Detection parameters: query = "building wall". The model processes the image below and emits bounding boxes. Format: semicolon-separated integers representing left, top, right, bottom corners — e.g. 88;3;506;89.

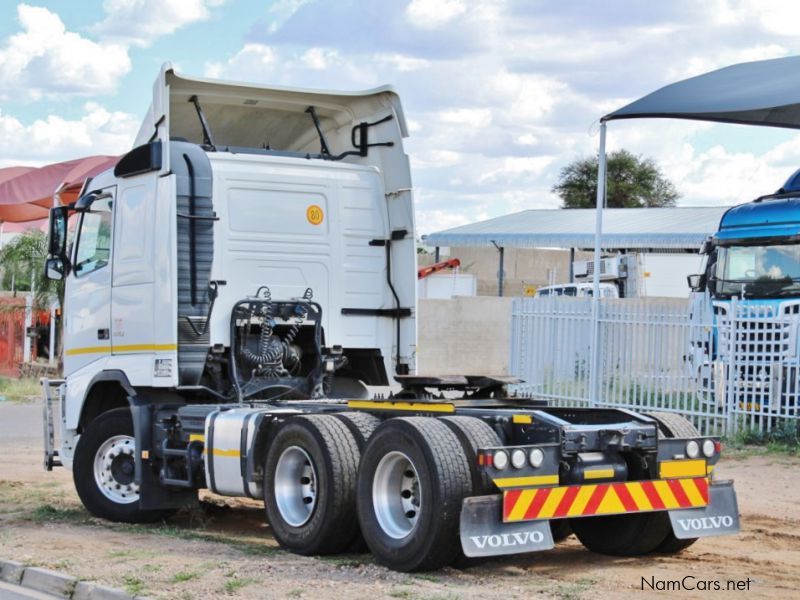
417;296;513;375
420;247;593;297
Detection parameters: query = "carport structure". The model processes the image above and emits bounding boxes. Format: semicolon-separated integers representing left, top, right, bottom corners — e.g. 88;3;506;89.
423;206;726;296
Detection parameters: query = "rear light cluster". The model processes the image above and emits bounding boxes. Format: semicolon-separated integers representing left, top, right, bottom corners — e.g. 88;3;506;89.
686;439;719;459
484;448;545;471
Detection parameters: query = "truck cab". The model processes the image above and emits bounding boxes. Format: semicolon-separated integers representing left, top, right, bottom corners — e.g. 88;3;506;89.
44;64;417;467
689;170;800;410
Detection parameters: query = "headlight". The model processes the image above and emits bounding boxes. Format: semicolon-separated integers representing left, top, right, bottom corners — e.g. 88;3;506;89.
702;439;715;458
686;440;700;459
493;450;509;470
511;449;526;469
529;448;545;468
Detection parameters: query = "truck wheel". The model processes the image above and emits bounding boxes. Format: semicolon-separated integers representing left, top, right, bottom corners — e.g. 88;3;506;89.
263;415;360;556
73;408;169;523
357;417;471;571
570;511;671;556
440;416;502;495
333;412;381;449
645;411;701;554
550;520;572;542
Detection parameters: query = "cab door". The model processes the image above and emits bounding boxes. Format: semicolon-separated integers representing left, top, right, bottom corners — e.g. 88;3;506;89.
63;189;114;376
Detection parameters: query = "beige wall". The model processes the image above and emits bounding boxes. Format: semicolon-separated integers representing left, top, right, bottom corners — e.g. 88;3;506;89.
417;296;512;375
420;247;593;297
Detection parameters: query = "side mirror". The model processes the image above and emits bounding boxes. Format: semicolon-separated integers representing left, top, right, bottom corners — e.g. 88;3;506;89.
699;238;713;255
44;257;66;281
687;273;706;291
47;206;69;257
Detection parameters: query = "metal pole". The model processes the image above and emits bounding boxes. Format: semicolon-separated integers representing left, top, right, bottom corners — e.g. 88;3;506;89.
434;246;440;262
499;247;505;297
23;284;32;363
491;241;505;297
589;122;607;405
569;248;575;283
48;301;57;366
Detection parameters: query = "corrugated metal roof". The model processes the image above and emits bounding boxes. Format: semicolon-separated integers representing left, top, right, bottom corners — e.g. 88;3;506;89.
423;207;729;250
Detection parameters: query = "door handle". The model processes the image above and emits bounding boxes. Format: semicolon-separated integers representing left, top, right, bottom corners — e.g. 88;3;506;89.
97;328;110;340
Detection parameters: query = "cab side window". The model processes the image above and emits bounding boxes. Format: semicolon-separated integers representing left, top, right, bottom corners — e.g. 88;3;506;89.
74;197;112;277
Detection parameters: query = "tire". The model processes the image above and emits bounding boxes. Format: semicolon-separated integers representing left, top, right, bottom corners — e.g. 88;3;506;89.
357;417;471;571
440;416;503;495
331;411;382;552
263;415;360;556
570;511;672;556
646;411;700;439
550;519;572;542
73;408;170;523
645;411;701;554
333;412;381;450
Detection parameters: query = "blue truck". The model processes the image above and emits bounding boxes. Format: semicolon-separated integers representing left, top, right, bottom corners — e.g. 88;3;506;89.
688;170;800;412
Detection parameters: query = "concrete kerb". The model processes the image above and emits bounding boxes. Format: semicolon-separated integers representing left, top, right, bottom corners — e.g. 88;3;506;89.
0;559;148;600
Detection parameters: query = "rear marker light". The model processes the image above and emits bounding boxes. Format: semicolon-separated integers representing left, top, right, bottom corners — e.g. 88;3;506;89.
511;449;526;469
686;440;700;459
702;439;715;458
493;450;509;470
529;448;544;468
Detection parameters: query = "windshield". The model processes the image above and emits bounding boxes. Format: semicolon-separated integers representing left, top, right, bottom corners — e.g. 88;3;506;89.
714;243;800;298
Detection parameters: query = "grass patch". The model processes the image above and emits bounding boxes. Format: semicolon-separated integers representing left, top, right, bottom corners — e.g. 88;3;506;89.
286;590;303;598
223;576;257;594
122;575;145;596
412;573;441;583
317;554;370;568
724;421;799;456
30;504;89;524
172;571;200;583
0;377;41;402
388;589;413;599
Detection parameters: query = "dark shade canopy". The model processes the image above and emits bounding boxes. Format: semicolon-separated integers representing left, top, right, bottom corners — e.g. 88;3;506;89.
604;55;800;129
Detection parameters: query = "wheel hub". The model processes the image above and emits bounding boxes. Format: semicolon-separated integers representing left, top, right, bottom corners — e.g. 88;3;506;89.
274;446;318;527
93;434;139;505
373;451;421;539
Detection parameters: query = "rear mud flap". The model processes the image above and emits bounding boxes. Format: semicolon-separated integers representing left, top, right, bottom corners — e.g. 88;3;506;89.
668;481;740;539
460;495;554;558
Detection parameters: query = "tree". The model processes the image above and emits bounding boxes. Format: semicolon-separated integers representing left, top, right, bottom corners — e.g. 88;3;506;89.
0;229;60;309
552;149;679;208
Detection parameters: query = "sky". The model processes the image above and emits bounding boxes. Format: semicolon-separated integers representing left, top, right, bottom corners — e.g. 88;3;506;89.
3;0;800;235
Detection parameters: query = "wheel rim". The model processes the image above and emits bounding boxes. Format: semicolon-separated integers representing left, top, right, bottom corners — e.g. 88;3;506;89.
274;446;318;527
372;451;421;540
93;434;139;505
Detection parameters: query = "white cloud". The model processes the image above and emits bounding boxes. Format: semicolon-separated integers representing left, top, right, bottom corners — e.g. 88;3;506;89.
94;0;227;47
0;5;130;99
405;0;468;29
300;47;339;70
374;53;430;72
0;103;139;163
205;44;276;79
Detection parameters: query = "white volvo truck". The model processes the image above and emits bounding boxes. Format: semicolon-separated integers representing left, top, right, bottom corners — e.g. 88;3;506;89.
42;65;739;571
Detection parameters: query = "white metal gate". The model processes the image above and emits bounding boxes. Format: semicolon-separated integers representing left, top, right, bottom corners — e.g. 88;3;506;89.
510;296;800;436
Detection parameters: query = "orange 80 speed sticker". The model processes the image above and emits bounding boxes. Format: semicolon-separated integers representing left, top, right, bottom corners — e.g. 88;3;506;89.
306;204;324;225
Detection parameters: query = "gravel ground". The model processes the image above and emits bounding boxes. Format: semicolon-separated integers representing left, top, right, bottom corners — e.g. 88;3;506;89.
1;400;798;599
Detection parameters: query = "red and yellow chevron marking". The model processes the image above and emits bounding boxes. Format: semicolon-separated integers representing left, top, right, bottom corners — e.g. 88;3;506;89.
502;477;709;522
